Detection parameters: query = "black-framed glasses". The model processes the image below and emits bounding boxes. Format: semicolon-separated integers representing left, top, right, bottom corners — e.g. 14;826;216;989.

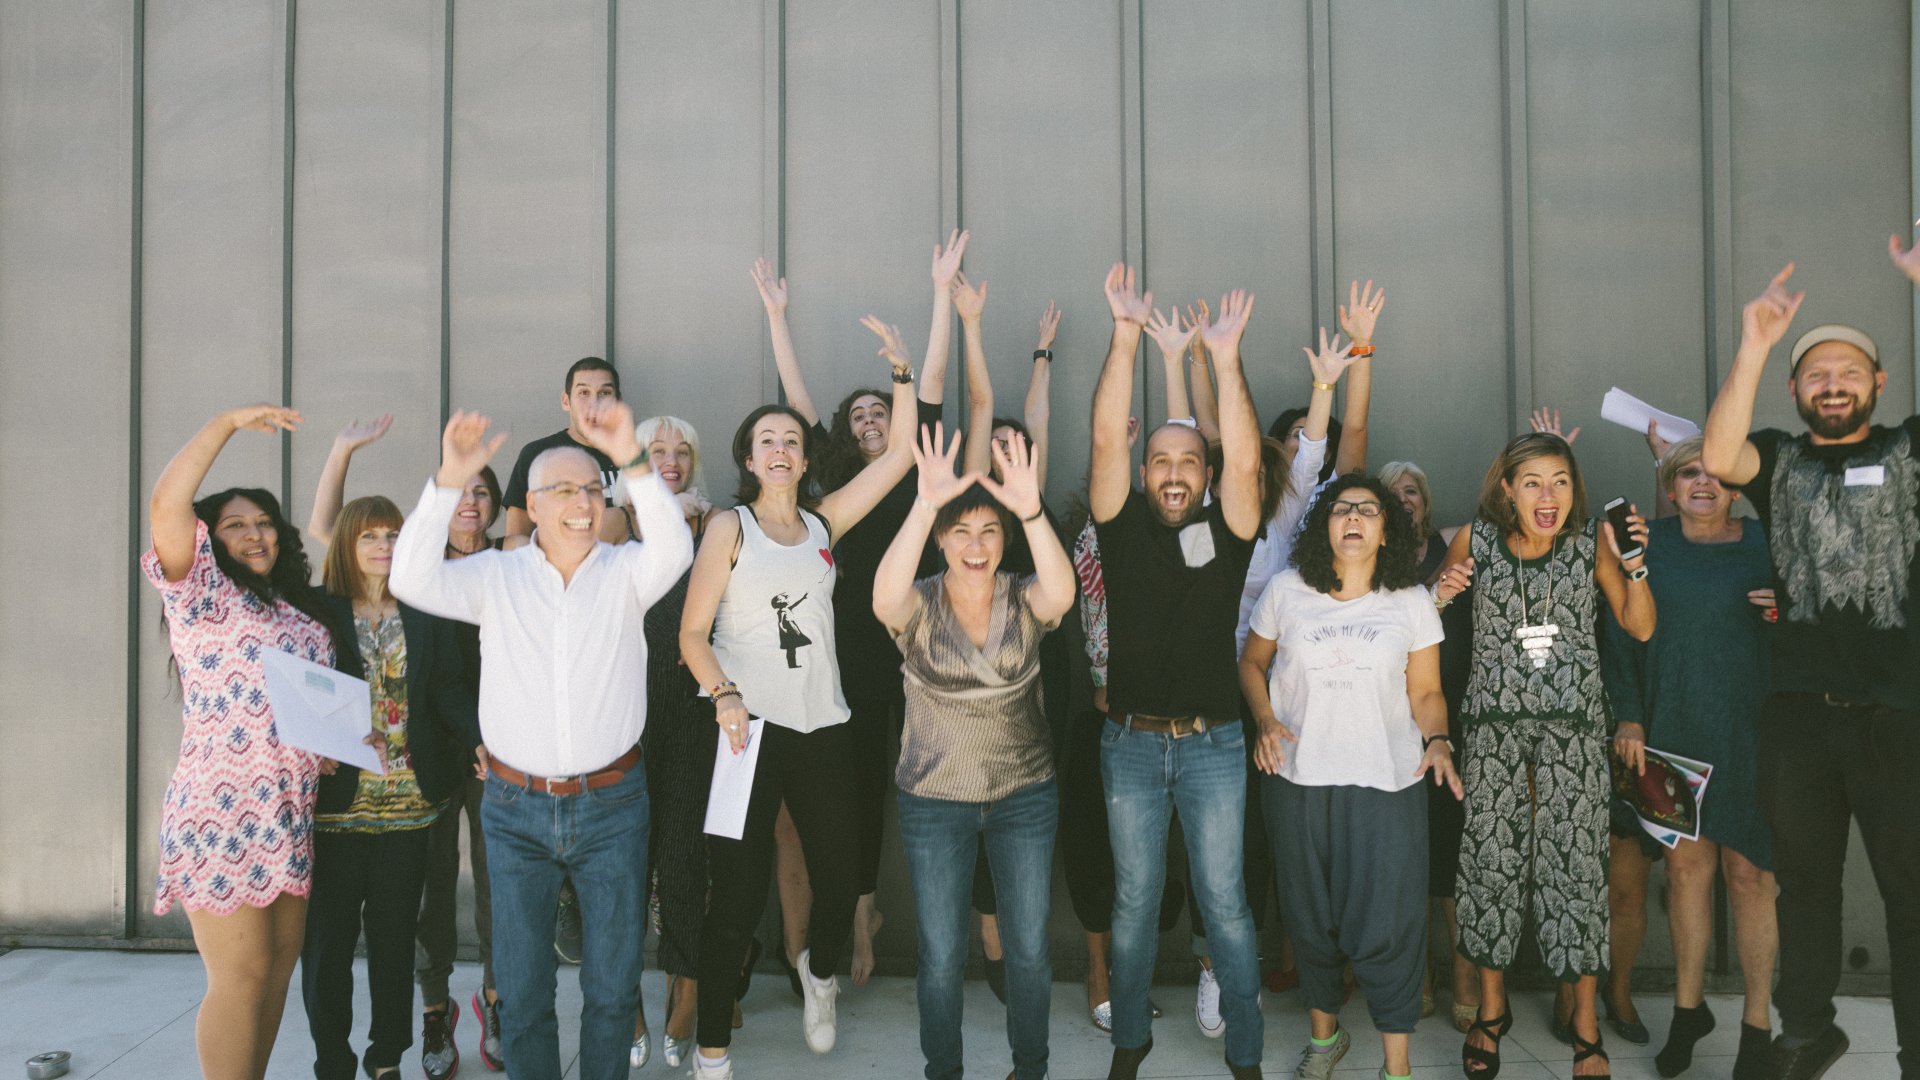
1329;500;1384;518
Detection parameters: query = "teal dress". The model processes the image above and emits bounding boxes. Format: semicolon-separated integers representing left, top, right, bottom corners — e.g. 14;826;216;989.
1603;515;1773;870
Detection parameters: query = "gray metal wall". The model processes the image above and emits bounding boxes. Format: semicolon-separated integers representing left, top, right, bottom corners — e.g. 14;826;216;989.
1;1;1910;988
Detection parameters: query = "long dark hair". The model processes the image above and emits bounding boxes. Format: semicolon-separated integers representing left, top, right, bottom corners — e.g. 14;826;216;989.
731;404;820;507
191;488;331;622
816;387;890;493
1269;408;1343;483
1290;472;1420;594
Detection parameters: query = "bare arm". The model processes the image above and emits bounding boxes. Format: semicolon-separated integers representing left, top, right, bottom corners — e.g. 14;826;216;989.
1704;264;1802;485
307;415;393;545
875;424;977;632
1025;302;1058;489
979;431;1074;623
150;404;302;582
1187;302;1220;442
1596;507;1656;641
919;229;968;408
1090;264;1152;524
1145;307;1195;425
1238;631;1295;776
1407;644;1462;797
1201;290;1262;540
752;257;818;426
1332;280;1383;475
952;270;994;476
817;317;920;544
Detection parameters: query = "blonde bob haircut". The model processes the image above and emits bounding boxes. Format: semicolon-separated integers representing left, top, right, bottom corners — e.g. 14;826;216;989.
634;414;702;490
1377;460;1436;538
323;495;405;603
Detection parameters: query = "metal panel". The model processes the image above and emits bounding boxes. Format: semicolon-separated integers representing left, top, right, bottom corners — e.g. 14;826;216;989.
447;0;608;460
781;0;944;432
290;1;446;527
1328;0;1508;527
135;0;289;937
1525;1;1708;515
612;0;771;479
0;0;135;934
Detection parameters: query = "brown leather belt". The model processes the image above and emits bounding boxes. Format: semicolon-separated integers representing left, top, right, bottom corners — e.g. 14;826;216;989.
489;745;642;796
1121;713;1220;738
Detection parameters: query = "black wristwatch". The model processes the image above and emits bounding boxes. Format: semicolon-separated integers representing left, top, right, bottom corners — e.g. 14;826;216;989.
1423;733;1454;751
1033;349;1053;362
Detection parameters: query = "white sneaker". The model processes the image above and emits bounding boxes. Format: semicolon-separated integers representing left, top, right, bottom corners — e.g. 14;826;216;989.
1196;966;1225;1038
796;948;840;1054
692;1052;734;1079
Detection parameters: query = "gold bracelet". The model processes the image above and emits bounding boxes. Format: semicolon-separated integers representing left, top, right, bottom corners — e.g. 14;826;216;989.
1312;380;1336;392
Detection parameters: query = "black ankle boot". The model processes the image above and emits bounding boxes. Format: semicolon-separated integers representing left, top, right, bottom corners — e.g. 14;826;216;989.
1656;1003;1718;1077
1732;1023;1771;1080
1107;1038;1153;1080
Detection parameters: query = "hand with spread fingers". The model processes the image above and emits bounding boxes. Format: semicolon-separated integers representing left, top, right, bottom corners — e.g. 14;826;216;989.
979;430;1042;524
951;271;988;324
1199;288;1255;357
861;315;914;377
912;421;980;510
1036;300;1061;352
932;227;969;289
1530;406;1582;447
1303;326;1358;387
436;411;509;490
750;256;788;317
1102;263;1152;328
1337;278;1385;348
1143;306;1198;361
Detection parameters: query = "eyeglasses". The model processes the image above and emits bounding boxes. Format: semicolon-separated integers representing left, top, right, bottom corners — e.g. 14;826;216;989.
529;482;607;501
1329;500;1384;518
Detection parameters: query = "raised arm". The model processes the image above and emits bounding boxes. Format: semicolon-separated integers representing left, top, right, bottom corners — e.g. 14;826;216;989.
981;430;1074;622
817;317;920;543
1332;279;1383;474
1200;289;1261;540
307;414;393;545
753;257;818;426
919;229;968;407
1186;300;1220;443
873;424;975;632
952;271;995;476
1704;264;1803;485
1596;503;1656;641
1024;301;1059;489
1090;264;1152;523
150;404;302;582
390;411;509;623
1144;305;1198;426
574;401;695;604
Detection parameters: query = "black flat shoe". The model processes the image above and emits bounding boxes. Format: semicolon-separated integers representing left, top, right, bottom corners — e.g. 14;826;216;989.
1606;996;1651;1045
1461;1008;1514;1079
1573;1030;1612;1080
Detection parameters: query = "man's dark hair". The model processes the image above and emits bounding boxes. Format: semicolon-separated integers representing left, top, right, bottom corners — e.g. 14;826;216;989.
1290;472;1421;594
564;356;621;398
731;404;819;506
1268;407;1342;483
933;481;1013;537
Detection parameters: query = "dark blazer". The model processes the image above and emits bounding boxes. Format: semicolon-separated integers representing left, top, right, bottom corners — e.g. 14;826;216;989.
315;596;480;815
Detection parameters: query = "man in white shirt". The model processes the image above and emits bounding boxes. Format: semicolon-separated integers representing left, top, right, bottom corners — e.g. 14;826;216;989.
391;403;693;1080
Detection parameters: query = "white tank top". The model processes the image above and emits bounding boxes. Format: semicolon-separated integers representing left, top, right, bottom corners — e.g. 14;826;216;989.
710;505;850;733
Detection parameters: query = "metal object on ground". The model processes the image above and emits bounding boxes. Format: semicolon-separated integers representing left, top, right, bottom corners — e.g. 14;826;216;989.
25;1051;71;1080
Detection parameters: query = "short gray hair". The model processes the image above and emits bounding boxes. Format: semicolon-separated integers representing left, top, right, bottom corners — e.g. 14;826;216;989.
1656;436;1707;494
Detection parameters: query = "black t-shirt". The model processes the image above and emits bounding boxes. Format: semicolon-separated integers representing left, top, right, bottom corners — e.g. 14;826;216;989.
820;399;944;705
1095;488;1257;719
1747;416;1920;709
502;429;621;511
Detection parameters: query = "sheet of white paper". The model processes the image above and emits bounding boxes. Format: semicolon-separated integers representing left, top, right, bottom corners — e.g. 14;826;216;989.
260;648;383;775
704;717;765;840
1601;387;1701;444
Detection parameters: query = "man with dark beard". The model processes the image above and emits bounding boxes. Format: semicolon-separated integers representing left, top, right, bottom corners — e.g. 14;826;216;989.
1087;264;1265;1080
1703;244;1920;1080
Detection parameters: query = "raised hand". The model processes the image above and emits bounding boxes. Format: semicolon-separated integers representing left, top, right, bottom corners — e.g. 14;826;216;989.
437;410;508;488
859;315;913;375
951;271;988;323
1892;228;1920;285
1186;299;1211;363
979;429;1042;522
333;414;392;453
576;399;641;467
1644;418;1671;461
1103;263;1152;327
1302;326;1357;386
225;403;303;435
1337;279;1385;346
750;257;788;316
912;421;979;508
931;228;969;288
1530;406;1582;446
1037;300;1061;351
1143;306;1197;359
1200;289;1255;355
1739;264;1805;354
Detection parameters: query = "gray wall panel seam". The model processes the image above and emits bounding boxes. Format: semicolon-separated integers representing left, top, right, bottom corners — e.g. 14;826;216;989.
606;0;616;366
125;0;147;940
1306;0;1334;337
1498;0;1533;433
441;0;454;425
282;0;297;507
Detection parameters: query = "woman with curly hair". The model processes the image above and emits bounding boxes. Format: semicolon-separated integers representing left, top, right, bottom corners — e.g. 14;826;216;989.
1239;473;1462;1080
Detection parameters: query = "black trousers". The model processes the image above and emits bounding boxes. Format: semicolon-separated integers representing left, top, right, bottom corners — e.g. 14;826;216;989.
1758;693;1920;1075
415;776;492;1004
645;695;720;978
696;720;859;1048
303;826;432;1080
846;693;905;897
1057;707;1118;933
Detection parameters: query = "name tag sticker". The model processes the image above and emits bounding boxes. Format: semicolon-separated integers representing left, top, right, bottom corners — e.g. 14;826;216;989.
1844;465;1886;487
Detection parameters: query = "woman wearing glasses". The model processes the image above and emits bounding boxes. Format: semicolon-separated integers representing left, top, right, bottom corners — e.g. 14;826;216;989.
1239;473;1462;1080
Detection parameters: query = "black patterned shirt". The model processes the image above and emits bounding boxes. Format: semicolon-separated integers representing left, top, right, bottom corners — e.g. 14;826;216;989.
1460;518;1609;733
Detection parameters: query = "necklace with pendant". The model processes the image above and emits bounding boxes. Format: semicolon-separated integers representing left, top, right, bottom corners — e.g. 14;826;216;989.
1512;538;1559;669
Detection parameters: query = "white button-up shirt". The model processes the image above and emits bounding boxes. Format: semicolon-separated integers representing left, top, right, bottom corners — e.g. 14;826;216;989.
390;471;694;777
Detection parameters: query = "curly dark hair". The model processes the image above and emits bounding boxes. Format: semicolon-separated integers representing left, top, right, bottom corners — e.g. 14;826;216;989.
815;387;892;493
730;404;821;507
1290;472;1421;594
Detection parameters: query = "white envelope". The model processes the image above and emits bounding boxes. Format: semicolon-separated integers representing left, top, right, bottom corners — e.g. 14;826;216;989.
703;718;764;840
260;648;383;775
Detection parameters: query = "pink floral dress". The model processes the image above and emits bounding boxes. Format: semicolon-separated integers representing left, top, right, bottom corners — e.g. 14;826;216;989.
142;520;334;915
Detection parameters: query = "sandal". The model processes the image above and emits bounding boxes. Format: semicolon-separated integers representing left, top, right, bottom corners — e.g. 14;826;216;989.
1461;1008;1513;1079
1573;1029;1611;1080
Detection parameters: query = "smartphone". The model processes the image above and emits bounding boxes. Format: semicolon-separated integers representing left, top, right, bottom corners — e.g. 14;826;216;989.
1604;497;1644;562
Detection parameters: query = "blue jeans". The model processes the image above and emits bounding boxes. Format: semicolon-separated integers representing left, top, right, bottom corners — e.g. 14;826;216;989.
481;761;648;1080
899;778;1059;1080
1102;718;1263;1068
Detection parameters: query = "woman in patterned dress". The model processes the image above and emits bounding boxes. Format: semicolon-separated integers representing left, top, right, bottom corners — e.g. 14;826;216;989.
1436;432;1653;1080
144;403;345;1079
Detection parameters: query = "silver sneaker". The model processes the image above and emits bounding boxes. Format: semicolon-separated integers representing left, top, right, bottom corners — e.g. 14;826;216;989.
796;948;840;1054
1295;1027;1351;1080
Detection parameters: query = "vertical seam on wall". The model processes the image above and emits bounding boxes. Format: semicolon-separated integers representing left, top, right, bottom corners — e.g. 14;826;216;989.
124;0;147;940
1306;0;1334;335
953;0;963;229
1498;0;1534;431
1134;0;1146;285
1701;0;1735;417
440;0;454;425
604;0;616;365
281;0;297;505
